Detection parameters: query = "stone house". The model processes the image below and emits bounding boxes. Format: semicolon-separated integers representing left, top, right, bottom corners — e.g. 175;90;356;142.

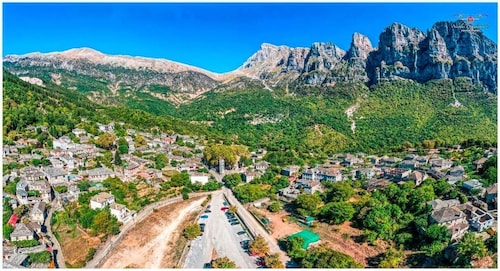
90;192;115;210
10;223;35;242
29;202;46;225
430;206;469;241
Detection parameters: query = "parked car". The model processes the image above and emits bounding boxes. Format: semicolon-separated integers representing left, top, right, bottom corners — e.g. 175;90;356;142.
240;240;250;249
204;209;212;213
237;231;246;235
200;223;206;232
201;215;209;219
223;201;229;206
231;221;240;225
221;207;229;211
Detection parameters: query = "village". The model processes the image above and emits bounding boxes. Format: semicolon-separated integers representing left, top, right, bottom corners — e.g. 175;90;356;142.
2;121;498;268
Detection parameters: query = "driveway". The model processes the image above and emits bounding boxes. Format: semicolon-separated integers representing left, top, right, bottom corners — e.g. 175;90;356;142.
183;192;257;268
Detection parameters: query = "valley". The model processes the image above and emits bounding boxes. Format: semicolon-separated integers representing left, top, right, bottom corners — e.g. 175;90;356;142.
2;13;498;269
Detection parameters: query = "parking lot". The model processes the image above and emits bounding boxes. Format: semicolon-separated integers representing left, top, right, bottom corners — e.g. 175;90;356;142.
183;192;258;268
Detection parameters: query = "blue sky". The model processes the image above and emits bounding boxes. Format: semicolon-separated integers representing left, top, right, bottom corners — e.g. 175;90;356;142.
3;2;498;73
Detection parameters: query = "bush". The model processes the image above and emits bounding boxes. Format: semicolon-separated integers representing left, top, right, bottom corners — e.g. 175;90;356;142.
268;201;281;213
13;239;40;248
183;224;201;240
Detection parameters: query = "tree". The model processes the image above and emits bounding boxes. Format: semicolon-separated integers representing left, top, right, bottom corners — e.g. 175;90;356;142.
114;151;122;166
96;132;116;150
134;134;147;148
422;240;446;257
264;253;284;268
3;224;14;240
283;237;305;259
249;235;270;256
183;223;201;240
378;246;404;268
325;181;354;202
228;205;238;215
14;205;29;216
424;224;451;243
28;251;51;263
202;181;222;191
268;201;281;213
170;172;190;187
211;257;237;268
155;153;169;170
457;232;487;265
117;144;129;155
432;179;452;197
301;244;362;268
319;202;355;225
485;233;497;253
295;193;322;217
222;173;242;188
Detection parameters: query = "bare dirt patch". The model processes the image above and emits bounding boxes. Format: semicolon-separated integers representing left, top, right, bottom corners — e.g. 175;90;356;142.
56;224;101;267
100;197;205;268
250;207;388;267
250;207;302;239
313;221;389;267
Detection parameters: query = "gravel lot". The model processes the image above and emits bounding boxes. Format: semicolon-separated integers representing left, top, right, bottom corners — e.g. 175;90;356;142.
183;192;257;268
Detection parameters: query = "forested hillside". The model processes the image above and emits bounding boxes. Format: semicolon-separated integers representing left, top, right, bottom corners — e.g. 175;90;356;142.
3;71;496;166
2;71;209;144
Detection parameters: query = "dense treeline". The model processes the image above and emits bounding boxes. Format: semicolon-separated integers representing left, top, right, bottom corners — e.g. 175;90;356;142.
3;71;496;162
2;71;209;145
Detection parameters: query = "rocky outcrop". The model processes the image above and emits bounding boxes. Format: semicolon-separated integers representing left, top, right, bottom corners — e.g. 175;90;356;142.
367;20;497;92
3;20;497;96
239;21;496;92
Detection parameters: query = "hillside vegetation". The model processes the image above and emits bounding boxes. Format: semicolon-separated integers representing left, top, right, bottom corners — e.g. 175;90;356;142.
3;71;496;164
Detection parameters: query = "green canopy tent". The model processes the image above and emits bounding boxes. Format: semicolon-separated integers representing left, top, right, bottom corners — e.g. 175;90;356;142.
288;229;320;249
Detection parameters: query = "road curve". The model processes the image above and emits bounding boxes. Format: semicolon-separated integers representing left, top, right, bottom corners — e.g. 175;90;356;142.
85;191;215;268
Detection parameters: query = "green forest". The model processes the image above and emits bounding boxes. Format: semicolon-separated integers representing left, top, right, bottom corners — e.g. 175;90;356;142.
3;71;497;164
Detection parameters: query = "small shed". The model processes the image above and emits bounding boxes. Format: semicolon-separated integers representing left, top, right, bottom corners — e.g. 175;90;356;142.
288;230;320;249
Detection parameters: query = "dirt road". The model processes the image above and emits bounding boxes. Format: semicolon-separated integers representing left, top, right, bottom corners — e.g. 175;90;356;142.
100;197;205;268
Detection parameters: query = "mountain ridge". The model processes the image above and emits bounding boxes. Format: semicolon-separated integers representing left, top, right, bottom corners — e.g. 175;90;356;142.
4;20;497;100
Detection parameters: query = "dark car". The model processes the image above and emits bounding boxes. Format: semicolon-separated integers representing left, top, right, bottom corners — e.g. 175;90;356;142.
230;221;240;225
204;209;212;213
240;240;250;249
225;213;235;218
203;263;212;269
207;205;211;209
237;231;246;235
200;223;206;232
200;215;209;219
228;218;238;223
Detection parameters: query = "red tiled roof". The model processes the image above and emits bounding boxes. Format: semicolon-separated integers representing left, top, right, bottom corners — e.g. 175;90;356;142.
7;214;19;227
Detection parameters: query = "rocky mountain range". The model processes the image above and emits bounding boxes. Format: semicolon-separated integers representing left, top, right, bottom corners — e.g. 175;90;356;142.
4;20;497;101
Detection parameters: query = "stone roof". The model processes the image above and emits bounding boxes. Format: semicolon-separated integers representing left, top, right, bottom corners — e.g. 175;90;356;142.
91;192;114;204
44;167;67;177
86;167;114;177
431;206;466;224
427;199;460;210
31;202;46;214
486;184;497;195
110;202;126;211
10;223;33;238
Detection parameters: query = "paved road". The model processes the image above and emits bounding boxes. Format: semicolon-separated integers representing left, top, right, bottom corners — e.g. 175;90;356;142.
45;199;66;268
86;191;214;268
183;192;257;268
223;187;290;265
